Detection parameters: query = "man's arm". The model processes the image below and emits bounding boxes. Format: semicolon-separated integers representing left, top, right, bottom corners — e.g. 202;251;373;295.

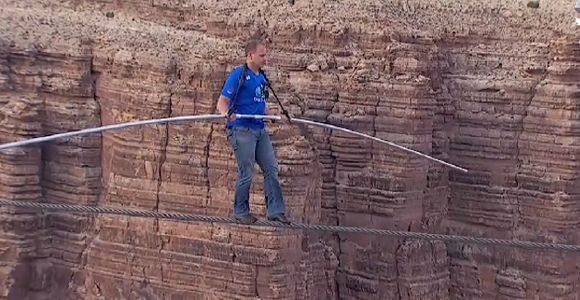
216;95;230;115
217;67;243;117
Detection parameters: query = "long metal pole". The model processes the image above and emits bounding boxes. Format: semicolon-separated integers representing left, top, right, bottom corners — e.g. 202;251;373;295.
291;118;467;172
0;114;467;172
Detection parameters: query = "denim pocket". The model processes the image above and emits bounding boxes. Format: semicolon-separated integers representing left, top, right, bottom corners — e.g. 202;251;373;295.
226;128;237;150
227;127;255;152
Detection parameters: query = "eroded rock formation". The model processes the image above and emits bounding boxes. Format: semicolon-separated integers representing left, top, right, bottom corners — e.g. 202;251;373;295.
0;0;578;299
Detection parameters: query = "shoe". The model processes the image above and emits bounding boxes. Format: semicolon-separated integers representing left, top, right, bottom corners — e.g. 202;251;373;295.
235;214;257;224
268;214;290;224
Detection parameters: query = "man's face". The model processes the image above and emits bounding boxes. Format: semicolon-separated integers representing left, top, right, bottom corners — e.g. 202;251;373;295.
249;44;268;68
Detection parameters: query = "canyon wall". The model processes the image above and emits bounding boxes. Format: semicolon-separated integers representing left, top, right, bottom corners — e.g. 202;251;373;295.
0;0;578;299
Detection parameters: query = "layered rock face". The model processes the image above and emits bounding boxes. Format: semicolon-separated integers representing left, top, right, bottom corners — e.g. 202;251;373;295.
447;36;580;299
0;2;332;299
0;37;100;298
0;0;578;299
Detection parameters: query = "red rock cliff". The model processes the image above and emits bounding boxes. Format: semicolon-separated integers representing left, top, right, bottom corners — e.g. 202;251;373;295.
0;0;578;299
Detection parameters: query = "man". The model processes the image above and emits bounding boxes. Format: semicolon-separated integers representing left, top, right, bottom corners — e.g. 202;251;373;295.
216;39;290;225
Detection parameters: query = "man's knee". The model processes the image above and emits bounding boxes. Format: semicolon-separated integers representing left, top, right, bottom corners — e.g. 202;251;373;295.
262;159;279;177
238;161;255;181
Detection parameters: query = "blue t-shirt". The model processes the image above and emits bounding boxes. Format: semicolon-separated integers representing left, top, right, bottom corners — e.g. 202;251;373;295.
221;65;268;129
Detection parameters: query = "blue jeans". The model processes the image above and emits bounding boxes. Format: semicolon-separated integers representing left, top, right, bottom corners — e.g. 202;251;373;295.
226;126;286;218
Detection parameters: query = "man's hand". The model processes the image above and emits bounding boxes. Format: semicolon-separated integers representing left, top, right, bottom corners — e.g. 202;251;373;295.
226;113;237;122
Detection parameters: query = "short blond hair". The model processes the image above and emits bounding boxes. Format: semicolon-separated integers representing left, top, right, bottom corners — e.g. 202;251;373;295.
245;38;267;56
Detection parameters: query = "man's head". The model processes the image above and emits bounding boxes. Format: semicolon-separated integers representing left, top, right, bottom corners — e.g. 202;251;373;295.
245;39;268;69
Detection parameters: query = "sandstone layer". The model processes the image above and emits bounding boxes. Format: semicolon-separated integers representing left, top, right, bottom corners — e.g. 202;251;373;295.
0;0;579;299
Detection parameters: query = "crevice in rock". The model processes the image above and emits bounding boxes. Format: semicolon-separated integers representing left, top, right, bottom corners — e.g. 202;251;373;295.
205;124;214;209
328;74;340;219
395;243;403;299
254;265;260;297
328;74;341;298
36;55;51;300
154;60;176;233
158;235;169;284
203;66;225;211
94;281;103;296
512;46;551;239
51;47;103;299
149;60;178;294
